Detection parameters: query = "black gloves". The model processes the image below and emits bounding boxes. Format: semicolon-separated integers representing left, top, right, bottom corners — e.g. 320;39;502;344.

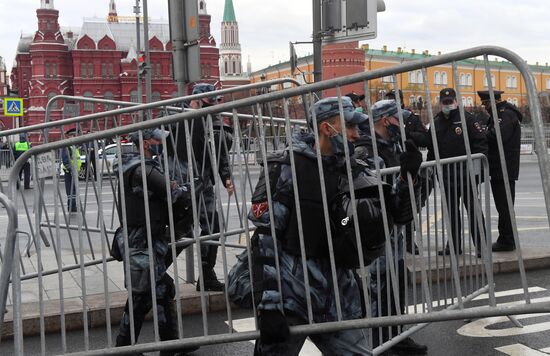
258;309;290;344
399;139;422;179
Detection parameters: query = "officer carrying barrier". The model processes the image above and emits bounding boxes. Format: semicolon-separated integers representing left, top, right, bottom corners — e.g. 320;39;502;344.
0;45;549;355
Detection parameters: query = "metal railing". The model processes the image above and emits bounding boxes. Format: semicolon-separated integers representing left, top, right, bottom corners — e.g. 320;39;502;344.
0;45;549;355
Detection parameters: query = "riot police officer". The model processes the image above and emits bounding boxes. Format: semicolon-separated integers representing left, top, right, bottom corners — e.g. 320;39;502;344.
113;128;198;355
478;90;522;252
427;88;488;256
61;128;81;212
246;96;421;355
354;99;427;355
385;89;431;148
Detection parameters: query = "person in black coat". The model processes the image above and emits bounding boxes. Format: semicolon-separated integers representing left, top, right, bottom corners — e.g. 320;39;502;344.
478;90;522;252
385;89;431;148
427;88;488;256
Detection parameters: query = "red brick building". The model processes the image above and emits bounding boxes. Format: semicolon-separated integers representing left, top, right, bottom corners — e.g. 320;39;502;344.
10;0;221;141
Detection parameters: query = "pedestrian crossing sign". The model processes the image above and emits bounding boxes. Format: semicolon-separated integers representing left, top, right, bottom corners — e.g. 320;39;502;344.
4;98;24;117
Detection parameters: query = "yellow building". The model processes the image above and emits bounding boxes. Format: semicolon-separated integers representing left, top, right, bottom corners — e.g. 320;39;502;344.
251;45;550;108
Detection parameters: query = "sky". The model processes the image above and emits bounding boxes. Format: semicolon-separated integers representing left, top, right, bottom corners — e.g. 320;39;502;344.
1;0;549;76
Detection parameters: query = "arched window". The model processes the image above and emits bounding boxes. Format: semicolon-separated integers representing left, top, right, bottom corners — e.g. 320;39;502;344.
47;92;57;109
224;60;228;75
484;74;496;87
104;91;115;110
101;63;107;77
81;63;87;78
233;61;236;74
87;63;93;78
511;76;518;88
52;63;57;77
152;91;161;102
460;73;466;86
467;97;473;107
83;91;94;111
130;90;139;103
416;70;423;84
45;63;50;78
506;76;511;88
466;73;472;86
434;71;440;85
441;72;448;85
108;63;114;77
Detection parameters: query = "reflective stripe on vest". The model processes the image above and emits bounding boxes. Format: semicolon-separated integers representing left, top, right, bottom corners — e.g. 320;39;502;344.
14;142;30;151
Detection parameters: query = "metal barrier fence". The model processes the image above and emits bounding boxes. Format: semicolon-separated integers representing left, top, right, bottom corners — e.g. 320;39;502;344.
0;45;549;355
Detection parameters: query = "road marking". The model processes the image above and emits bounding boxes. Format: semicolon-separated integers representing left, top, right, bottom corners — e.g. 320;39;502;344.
228;317;322;355
406;287;546;314
495;343;550;355
457;296;550;337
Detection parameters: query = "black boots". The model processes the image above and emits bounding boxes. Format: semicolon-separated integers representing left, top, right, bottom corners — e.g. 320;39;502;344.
196;267;224;292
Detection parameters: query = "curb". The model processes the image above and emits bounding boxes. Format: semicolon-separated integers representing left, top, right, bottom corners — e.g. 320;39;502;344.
1;284;228;338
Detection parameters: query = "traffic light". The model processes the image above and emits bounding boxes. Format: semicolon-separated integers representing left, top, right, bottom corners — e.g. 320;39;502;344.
138;53;148;76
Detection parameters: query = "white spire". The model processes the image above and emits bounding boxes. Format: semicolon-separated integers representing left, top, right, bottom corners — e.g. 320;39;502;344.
40;0;54;9
109;0;117;13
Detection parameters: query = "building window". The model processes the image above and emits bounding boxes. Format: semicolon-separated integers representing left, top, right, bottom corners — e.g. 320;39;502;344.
52;63;57;77
467;97;473;107
104;91;115;110
233;61;236;74
224;61;228;75
460;73;466;86
156;63;162;78
201;64;205;78
206;64;211;78
441;72;448;85
466;73;472;86
83;91;94;111
47;92;57;109
81;63;87;78
88;63;93;78
152;91;161;102
130;90;139;103
101;63;107;78
434;71;440;85
484;74;496;87
108;63;114;78
546;78;550;90
45;63;50;78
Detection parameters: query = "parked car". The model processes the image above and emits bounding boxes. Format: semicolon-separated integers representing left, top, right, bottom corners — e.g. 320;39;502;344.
79;143;136;180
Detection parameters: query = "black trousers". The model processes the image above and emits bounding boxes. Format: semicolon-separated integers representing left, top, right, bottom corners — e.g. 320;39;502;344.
444;178;486;252
490;179;516;247
19;161;31;189
116;277;176;346
199;181;220;270
64;171;77;212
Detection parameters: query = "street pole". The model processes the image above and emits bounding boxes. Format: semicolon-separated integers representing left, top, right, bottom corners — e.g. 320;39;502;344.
134;1;143;121
142;0;153;105
312;0;323;85
168;0;188;96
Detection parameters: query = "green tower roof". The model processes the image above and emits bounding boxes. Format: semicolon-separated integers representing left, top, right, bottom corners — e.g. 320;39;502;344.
223;0;237;22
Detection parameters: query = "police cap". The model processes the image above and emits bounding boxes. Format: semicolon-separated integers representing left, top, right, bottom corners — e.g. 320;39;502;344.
477;90;503;102
128;128;169;144
371;99;399;122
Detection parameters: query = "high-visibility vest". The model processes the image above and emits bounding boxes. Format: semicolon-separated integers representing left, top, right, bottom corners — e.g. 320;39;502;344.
63;146;82;172
14;142;30;152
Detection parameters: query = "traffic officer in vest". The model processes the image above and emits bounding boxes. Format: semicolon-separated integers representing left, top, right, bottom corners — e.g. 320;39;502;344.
354;99;427;355
249;96;421;355
14;133;31;189
478;90;522;252
61;128;81;212
427;88;488;256
112;128;198;355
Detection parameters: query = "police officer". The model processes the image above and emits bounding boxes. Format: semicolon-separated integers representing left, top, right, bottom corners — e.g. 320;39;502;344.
14;133;31;189
249;97;421;355
61;128;81;212
113;128;198;355
167;83;233;291
427;88;488;256
385;89;431;148
478;90;522;252
354;99;427;355
345;92;366;112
